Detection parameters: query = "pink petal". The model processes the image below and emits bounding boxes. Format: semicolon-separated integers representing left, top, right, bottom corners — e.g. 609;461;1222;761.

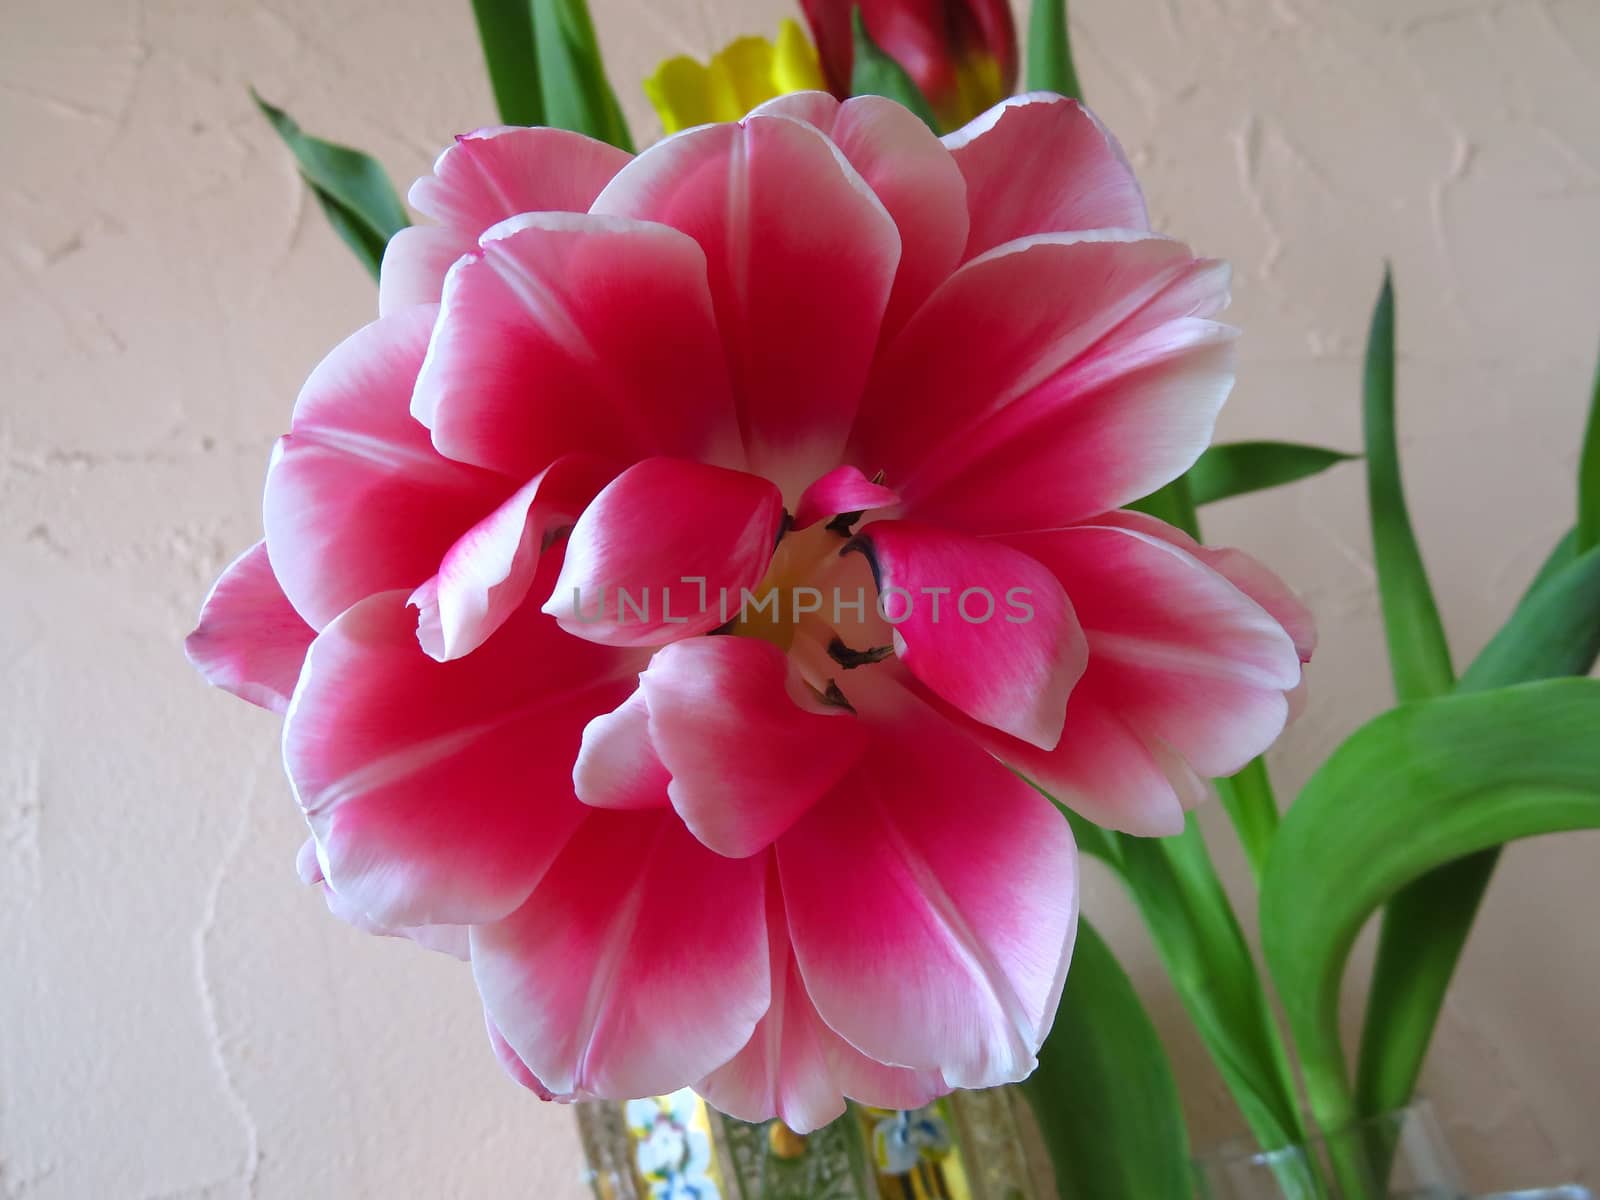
413;212;742;480
640;637;868;858
900;318;1237;534
1094;510;1316;663
573;688;671;811
263;306;512;629
409;126;631;236
471;809;770;1098
298;838;473;958
284;579;640;927
853;231;1229;501
592;115;900;494
792;465;900;531
410;453;619;661
542;458;784;647
1007;521;1303;780
846;520;1086;750
185;541;314;713
931;672;1194;837
486;1010;563;1101
377;225;471;315
944;94;1149;260
753;93;969;339
697;867;945;1132
775;672;1077;1089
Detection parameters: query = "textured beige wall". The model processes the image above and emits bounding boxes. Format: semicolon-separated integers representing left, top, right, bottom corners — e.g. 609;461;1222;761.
3;1;1597;1196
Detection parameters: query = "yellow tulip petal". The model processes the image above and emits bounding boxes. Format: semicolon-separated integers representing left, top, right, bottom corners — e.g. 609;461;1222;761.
707;35;781;122
644;55;717;135
773;18;827;95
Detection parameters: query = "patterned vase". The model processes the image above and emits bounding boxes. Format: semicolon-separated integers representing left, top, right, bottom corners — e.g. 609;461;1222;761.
576;1087;1045;1200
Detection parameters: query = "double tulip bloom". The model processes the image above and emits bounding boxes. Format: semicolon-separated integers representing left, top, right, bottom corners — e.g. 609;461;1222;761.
189;91;1311;1131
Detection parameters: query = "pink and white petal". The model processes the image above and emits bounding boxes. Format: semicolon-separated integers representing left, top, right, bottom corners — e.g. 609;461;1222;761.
486;1010;567;1101
792;465;900;531
846;520;1085;750
378;225;471;315
944;94;1148;259
939;672;1192;836
1007;523;1302;778
185;541;314;713
543;458;784;646
1092;510;1316;663
697;867;945;1131
297;841;474;959
756;94;969;340
472;809;770;1098
899;318;1237;534
776;673;1077;1089
852;232;1226;490
413;213;741;479
409;126;631;234
592;116;900;494
410;453;619;661
264;307;512;629
574;688;671;811
284;582;639;928
640;637;868;858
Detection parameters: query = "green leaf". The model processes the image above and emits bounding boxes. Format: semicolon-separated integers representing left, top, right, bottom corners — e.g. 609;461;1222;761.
1363;268;1455;702
1578;341;1600;553
1188;441;1358;507
252;91;410;279
1021;920;1188;1200
532;0;634;151
1213;757;1278;883
1520;527;1578;606
471;0;545;126
1025;0;1082;101
1353;540;1600;1118
1128;473;1201;539
1119;822;1309;1159
848;7;939;132
1263;678;1600;1136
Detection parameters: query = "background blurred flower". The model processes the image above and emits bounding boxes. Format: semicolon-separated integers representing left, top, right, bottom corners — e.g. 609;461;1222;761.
645;18;825;134
801;0;1018;130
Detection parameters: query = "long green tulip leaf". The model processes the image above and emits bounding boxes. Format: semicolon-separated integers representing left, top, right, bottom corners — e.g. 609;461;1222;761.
1354;541;1600;1116
252;92;410;279
1363;269;1455;701
849;8;939;131
1189;441;1358;507
1025;0;1082;100
1021;920;1188;1200
1578;342;1600;553
1264;678;1600;1134
1120;822;1309;1158
471;0;545;126
532;0;634;151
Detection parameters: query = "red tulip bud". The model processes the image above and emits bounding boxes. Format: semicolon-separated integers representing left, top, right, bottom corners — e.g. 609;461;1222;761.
800;0;1019;130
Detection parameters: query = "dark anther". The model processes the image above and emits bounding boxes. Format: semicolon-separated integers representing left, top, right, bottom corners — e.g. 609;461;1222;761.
540;523;574;552
776;509;794;548
824;508;866;536
820;680;854;711
828;636;893;669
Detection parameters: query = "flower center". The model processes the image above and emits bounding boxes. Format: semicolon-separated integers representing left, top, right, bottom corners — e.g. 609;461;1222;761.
731;514;893;695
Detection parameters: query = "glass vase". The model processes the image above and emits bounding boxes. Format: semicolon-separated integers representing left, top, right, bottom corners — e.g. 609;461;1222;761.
1191;1101;1593;1200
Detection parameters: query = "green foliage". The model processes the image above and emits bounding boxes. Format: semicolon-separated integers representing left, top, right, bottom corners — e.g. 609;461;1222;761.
1025;0;1082;100
1021;921;1189;1200
532;0;635;150
471;0;546;125
251;91;410;278
1188;441;1357;507
1362;269;1455;702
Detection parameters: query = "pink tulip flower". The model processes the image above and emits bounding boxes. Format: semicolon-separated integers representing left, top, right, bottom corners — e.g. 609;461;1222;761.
187;92;1311;1132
